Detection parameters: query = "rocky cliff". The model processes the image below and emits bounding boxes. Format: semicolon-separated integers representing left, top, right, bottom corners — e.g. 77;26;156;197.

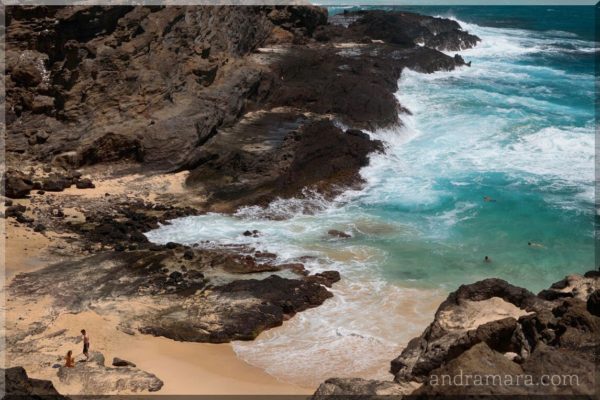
4;6;481;396
5;6;478;210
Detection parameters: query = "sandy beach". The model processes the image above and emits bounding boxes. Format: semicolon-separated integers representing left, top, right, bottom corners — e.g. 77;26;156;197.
39;311;312;395
3;175;312;396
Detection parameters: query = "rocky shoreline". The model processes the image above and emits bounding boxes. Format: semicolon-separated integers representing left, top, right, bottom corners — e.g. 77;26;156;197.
5;5;592;398
314;272;600;398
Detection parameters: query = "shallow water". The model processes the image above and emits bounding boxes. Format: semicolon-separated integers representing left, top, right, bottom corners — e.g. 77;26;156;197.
146;6;595;388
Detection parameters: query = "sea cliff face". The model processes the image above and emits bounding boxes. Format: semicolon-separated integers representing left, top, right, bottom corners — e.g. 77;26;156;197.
2;5;491;396
5;6;478;209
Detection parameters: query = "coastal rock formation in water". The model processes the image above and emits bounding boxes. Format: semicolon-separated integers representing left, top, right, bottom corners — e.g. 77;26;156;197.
5;5;478;209
4;5;480;395
313;272;600;397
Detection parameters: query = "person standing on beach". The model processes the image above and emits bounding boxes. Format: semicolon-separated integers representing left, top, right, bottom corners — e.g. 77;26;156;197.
81;329;90;361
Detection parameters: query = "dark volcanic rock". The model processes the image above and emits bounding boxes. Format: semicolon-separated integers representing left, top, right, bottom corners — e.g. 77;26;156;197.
538;273;599;302
74;178;95;189
78;133;143;167
33;223;46;232
413;342;526;396
112;357;136;368
3;366;69;399
313;377;413;398
10;250;332;344
587;289;600;316
313;272;599;398
442;278;546;311
4;170;33;198
330;10;480;51
6;6;479;208
5;6;325;172
305;270;341;287
5;204;26;217
390;278;546;383
139;275;333;343
40;174;71;192
186;118;384;208
328;229;351;238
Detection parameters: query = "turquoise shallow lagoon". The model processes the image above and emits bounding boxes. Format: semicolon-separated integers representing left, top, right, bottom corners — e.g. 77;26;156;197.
147;5;596;387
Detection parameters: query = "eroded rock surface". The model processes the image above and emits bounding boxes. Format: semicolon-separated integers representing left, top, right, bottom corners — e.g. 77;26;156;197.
4;6;482;396
2;366;69;400
313;272;600;398
6;6;478;210
56;352;163;394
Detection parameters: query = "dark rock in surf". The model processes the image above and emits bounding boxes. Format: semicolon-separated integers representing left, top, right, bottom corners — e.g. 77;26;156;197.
328;229;352;239
305;270;341;287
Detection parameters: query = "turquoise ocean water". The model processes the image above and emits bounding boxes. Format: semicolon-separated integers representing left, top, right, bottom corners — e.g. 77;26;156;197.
146;6;596;386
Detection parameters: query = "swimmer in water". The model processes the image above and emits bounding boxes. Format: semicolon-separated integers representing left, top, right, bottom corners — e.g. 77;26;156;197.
483;196;496;203
528;241;545;248
484;256;492;263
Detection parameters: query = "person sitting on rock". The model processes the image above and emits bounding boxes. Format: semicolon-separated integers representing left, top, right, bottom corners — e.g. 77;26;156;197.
65;350;75;368
81;329;90;361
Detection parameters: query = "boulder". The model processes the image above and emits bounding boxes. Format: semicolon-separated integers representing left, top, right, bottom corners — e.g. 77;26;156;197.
41;175;71;192
390;279;540;383
413;343;525;396
75;178;95;189
328;229;351;239
7;49;48;87
3;366;68;399
112;357;136;368
57;351;163;394
313;377;415;399
4;171;33;198
305;270;341;287
587;289;600;316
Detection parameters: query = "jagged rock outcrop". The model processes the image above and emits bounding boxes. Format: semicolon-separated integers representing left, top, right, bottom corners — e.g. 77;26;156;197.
2;366;69;400
6;6;478;210
139;274;333;342
538;272;599;301
313;377;417;399
331;10;480;51
3;170;34;199
390;279;542;383
57;351;163;394
313;272;600;398
5;5;326;172
9;248;334;344
186;118;383;208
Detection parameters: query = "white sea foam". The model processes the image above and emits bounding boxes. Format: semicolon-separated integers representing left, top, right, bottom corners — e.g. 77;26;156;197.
145;14;595;388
